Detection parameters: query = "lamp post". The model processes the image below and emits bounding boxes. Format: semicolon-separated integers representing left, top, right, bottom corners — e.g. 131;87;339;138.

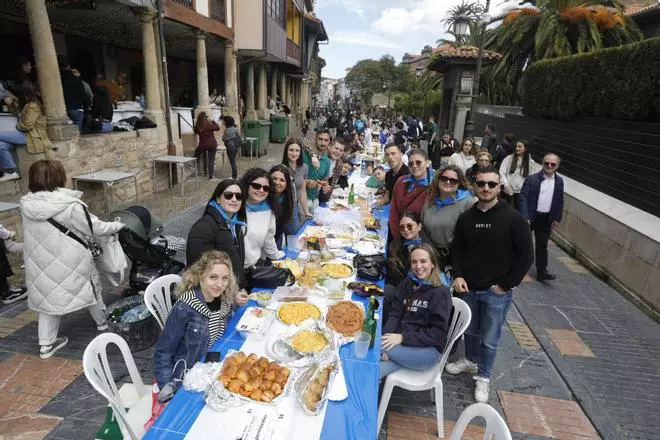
462;0;491;139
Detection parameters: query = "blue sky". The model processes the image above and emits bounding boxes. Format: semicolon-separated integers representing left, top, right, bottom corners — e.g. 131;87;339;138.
316;0;519;79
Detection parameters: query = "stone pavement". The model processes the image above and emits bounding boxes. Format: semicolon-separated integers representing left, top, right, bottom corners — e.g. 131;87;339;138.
0;137;658;438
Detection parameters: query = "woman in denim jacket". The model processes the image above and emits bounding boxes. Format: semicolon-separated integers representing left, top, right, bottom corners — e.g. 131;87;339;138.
153;250;248;391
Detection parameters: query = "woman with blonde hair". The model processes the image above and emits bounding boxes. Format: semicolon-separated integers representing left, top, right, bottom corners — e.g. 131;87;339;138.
153;250;248;392
380;243;452;378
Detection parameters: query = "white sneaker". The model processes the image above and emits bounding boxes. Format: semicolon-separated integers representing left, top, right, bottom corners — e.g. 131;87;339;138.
40;336;69;359
97;321;109;331
474;376;490;403
0;172;19;182
445;358;478;375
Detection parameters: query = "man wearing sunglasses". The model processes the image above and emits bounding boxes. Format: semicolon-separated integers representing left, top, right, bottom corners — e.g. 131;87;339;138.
519;153;564;282
448;167;533;404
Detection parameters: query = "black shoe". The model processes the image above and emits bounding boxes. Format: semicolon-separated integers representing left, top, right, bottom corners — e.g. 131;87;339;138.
537;273;556;281
1;287;27;304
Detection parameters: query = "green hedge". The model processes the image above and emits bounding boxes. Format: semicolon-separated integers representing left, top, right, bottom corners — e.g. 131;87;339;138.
520;37;660;121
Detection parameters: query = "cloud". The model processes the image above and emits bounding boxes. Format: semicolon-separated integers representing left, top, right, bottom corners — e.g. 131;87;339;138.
371;2;450;38
329;31;400;48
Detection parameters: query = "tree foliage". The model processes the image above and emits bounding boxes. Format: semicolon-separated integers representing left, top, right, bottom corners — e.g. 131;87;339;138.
393;71;443;118
345;55;411;108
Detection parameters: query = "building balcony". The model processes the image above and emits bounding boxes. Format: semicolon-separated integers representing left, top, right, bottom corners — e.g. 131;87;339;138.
286;38;301;63
210;0;225;23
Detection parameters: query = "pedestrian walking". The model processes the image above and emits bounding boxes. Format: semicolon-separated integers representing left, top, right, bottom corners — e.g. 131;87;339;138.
446;166;533;403
20;160;124;359
194;112;220;180
519;153;564;281
499;140;541;209
221;115;241;180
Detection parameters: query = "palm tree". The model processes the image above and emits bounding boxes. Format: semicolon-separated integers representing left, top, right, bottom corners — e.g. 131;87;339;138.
487;0;642;100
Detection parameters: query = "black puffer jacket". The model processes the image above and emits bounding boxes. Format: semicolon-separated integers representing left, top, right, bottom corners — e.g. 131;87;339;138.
60;69;90;111
186;206;247;288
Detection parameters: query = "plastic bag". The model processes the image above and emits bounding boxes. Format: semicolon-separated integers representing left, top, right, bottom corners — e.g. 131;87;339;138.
96;234;128;286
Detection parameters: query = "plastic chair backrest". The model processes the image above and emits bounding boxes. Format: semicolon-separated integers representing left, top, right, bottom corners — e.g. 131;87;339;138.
438;297;472;372
83;333;149;440
144;274;182;329
449;403;512;440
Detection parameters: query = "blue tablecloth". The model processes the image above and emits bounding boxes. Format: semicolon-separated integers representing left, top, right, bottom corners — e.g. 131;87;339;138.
144;205;390;440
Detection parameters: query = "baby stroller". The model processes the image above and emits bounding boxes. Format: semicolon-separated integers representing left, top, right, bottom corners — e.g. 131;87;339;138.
109;206;186;296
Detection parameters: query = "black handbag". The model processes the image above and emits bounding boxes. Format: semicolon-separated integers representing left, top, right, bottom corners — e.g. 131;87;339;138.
246;264;294;291
354;253;386;281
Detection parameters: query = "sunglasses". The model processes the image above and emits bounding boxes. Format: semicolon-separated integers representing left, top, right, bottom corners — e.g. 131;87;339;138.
544;162;557;168
249;182;271;192
399;223;416;232
410;160;426;167
222;191;243;201
475;180;499;189
439;175;459;185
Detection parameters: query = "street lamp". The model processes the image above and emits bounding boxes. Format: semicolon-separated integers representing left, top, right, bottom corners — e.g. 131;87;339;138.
453;14;471;43
463;0;491;139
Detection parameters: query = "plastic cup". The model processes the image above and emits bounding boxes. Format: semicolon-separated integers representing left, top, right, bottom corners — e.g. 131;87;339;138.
286;235;301;252
354;331;371;359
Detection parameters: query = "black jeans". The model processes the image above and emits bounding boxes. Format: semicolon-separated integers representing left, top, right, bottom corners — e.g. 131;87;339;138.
195;148;217;178
531;213;552;276
226;145;238;179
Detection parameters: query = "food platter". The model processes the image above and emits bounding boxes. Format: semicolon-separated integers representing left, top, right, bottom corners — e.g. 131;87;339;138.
289;330;330;354
276;302;322;325
326;301;365;337
321;262;355;279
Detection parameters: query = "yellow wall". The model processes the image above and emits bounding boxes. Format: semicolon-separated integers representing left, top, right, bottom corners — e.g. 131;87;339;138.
286;0;301;44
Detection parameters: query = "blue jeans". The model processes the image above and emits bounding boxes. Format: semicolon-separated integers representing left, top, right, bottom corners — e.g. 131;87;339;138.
463;288;512;378
67;109;84;130
0;131;26;170
285;202;304;236
380;344;441;379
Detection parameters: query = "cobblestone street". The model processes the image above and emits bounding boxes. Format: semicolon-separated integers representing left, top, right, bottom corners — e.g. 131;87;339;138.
0;141;658;440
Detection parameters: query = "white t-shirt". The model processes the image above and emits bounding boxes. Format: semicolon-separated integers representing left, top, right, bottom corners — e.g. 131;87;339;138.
537;174;555;213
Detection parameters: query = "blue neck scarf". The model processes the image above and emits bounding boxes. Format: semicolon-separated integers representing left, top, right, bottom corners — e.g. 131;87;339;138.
209;200;246;239
403;168;435;193
407;271;433;287
434;188;472;209
246;201;271;212
403;238;423;250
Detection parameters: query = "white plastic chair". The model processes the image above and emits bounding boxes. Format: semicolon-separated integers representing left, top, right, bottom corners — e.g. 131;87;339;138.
144;274;182;329
83;333;152;440
377;297;472;438
449;403;512;440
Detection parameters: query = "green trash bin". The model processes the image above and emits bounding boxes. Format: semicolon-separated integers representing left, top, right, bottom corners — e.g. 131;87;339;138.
270;115;289;143
242;120;261;157
259;121;271;155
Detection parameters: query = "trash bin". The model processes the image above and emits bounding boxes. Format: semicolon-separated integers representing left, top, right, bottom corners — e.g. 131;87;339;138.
106;296;159;352
242;120;261;157
270;115;289;143
259;121;271;155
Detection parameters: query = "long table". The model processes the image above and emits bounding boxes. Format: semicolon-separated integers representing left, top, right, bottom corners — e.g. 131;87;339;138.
145;184;389;440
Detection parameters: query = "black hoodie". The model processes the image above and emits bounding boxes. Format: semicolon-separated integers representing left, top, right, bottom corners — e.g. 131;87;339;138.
451;200;533;291
382;277;452;352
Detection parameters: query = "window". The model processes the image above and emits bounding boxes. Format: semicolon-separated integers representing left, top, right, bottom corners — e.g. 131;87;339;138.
267;0;285;27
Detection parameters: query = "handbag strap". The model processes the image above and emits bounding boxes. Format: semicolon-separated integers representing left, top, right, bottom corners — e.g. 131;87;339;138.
48;218;89;250
81;205;95;238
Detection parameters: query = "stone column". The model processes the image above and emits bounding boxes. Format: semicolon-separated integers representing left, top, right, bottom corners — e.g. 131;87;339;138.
244;63;258;120
195;31;211;116
153;20;165;112
280;72;287;104
223;41;239;125
140;9;161;115
25;0;70;139
270;66;278;101
257;63;268;119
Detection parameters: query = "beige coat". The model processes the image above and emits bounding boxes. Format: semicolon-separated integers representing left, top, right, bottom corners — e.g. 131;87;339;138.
16;102;52;156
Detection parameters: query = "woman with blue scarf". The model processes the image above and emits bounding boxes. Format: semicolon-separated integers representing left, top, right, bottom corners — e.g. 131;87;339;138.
240;168;286;270
187;179;248;289
380;243;452;379
389;149;434;240
421;165;475;273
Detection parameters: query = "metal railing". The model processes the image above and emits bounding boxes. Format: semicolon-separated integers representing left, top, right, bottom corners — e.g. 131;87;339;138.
210;0;225;23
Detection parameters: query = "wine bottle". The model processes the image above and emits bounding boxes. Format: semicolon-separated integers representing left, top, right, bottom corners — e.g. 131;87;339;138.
363;295;377;349
348;184;355;205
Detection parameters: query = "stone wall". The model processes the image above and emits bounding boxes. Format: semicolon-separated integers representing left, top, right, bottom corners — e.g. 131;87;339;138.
553;175;660;321
1;121;182;235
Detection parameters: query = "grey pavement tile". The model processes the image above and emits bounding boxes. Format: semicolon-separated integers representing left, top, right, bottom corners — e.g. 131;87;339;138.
40;375;108;421
43;417;102;440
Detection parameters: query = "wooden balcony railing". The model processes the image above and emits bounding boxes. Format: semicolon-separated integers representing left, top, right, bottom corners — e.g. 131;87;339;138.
171;0;192;8
210;0;225;23
286;38;301;61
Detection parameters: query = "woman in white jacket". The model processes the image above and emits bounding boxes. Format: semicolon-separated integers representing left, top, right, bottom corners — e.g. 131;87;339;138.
240;168;285;271
499;140;541;210
447;138;478;175
20;160;124;359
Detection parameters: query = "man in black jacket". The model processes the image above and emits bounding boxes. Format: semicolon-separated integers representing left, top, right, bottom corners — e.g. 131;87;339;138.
519;153;564;281
57;56;90;131
447;166;533;404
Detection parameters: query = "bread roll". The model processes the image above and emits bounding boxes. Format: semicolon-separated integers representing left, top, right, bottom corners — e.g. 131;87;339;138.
236;369;250;383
